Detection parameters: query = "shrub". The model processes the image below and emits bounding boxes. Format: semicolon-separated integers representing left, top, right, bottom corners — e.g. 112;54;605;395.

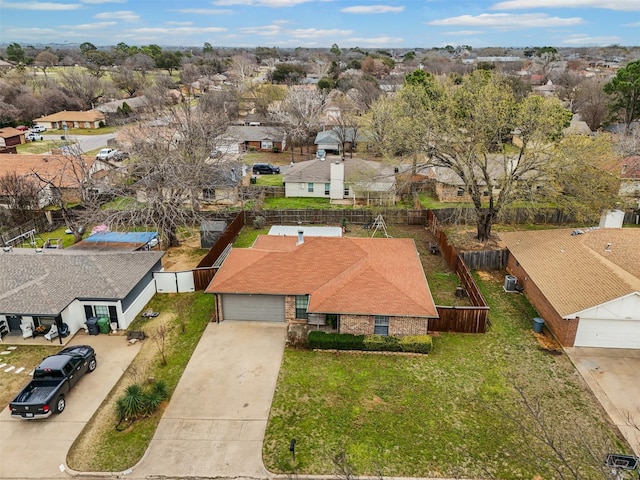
115;380;168;426
253;215;266;229
399;335;433;354
308;331;432;354
308;331;364;350
363;334;401;352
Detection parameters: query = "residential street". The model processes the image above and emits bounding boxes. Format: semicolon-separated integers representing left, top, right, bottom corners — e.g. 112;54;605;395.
42;133;115;154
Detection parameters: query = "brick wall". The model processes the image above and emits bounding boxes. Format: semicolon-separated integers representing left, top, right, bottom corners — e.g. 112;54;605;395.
339;314;428;336
507;255;579;346
285;296;297;323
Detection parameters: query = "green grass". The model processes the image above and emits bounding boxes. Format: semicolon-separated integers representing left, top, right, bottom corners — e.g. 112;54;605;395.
233;227;269;247
15;140;59;154
255;175;284;186
68;292;214;472
263;272;625;479
46;126;119;136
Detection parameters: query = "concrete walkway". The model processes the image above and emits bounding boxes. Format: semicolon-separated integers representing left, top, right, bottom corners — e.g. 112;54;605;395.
131;321;287;479
565;347;640;456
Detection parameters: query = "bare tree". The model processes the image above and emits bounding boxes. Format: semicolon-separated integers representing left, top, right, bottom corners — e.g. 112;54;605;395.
330;93;361;158
58;69;106;110
111;65;148;97
125;53;156;77
34;51;58;78
0;172;40;225
229;54;257;88
95;95;235;247
274;87;327;161
151;323;170;367
575;77;612;131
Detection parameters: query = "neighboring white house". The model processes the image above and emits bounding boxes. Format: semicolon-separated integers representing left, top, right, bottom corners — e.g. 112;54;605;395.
0;249;164;341
284;158;395;205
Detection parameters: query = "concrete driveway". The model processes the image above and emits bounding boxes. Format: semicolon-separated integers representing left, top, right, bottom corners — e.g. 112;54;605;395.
132;321;286;479
0;333;140;479
565;347;640;455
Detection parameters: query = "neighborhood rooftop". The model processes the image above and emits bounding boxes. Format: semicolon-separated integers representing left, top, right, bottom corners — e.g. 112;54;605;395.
0;249;164;316
499;228;640;318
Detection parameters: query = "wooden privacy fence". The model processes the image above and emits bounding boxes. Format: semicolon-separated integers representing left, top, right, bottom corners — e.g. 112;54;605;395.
459;249;508;271
196;211;244;268
244;209;427;226
426;209;490;333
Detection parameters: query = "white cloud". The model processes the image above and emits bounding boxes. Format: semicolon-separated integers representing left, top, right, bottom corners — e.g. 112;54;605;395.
61;21;117;29
289;28;353;38
213;0;313;6
81;0;126;4
175;8;233;14
491;0;640;11
344;35;404;46
442;30;484;35
623;21;640;26
0;1;82;10
238;25;283;35
341;5;404;14
428;13;583;29
94;10;140;21
561;33;623;45
130;26;227;34
165;21;194;26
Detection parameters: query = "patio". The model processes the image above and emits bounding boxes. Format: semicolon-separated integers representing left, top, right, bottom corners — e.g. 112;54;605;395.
0;330;75;347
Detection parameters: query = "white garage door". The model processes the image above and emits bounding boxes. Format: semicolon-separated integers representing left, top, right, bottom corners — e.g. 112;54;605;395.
221;294;285;322
574;318;640;349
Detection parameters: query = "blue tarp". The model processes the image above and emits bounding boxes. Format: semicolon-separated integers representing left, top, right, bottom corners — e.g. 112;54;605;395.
83;232;158;244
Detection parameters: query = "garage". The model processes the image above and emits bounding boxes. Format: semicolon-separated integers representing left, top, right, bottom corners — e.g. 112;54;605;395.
221;294;285;322
574;317;640;349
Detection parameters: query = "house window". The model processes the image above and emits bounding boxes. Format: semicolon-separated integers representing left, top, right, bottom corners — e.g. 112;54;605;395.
203;188;215;200
295;295;309;319
457;187;465;197
261;140;273;150
308;183;314;193
374;315;389;335
325;183;330;195
483;190;489;197
344;184;350;196
94;305;109;318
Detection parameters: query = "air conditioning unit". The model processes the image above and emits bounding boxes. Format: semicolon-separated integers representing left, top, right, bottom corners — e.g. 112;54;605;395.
504;275;518;292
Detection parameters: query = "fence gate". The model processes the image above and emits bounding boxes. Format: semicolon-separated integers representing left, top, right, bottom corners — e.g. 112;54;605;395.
154;271;195;293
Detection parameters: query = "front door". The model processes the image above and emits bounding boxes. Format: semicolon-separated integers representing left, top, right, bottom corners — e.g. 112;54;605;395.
7;315;22;332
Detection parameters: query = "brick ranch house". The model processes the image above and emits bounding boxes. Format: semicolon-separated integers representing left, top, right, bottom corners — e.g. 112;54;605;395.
207;233;438;335
500;228;640;349
34;110;106;130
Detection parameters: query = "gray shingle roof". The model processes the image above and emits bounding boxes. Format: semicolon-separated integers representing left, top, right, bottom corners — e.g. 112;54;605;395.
284;158;394;184
0;249;164;316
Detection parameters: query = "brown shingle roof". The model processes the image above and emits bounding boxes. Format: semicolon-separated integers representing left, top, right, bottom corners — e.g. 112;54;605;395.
0;154;97;189
499;228;640;317
0;127;23;138
207;235;438;318
35;110;105;122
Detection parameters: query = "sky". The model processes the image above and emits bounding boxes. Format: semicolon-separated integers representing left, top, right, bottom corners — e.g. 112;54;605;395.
0;0;639;49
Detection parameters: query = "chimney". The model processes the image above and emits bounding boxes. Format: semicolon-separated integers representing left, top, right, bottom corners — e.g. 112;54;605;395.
297;230;304;245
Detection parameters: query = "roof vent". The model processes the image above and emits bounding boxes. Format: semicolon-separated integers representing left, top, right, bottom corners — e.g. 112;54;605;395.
605;242;612;252
297;230;304;245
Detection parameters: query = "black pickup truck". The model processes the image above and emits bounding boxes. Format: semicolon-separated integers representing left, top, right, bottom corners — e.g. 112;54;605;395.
9;345;97;419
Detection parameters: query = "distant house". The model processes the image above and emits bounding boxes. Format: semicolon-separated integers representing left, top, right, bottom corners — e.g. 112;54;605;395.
215;125;286;154
207;234;438;334
0;154;113;208
500;228;640;349
618;156;640;207
0;127;25;148
96;96;149;120
135;162;243;206
34;110;106;130
284;158;395;205
314;128;358;155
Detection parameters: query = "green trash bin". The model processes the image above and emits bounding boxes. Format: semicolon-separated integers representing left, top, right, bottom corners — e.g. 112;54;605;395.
97;316;111;334
533;317;545;333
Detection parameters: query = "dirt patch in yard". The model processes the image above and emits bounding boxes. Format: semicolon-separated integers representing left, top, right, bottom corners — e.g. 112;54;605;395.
161;233;208;272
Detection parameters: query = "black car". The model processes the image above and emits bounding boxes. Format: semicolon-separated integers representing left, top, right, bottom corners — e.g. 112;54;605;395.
252;163;280;174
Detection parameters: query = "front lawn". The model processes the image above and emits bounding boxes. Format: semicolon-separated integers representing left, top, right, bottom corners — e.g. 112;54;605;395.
67;292;213;472
16;140;58;154
255;174;284;186
263;271;626;479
